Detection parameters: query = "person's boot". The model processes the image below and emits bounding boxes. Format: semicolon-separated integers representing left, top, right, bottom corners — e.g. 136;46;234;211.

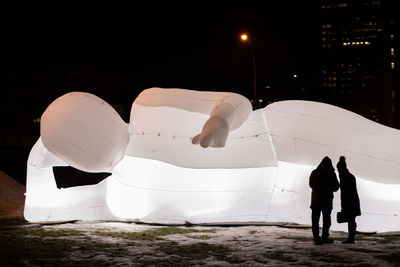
342;238;354;243
342;222;356;243
322;228;334;244
313;237;323;245
312;226;322;245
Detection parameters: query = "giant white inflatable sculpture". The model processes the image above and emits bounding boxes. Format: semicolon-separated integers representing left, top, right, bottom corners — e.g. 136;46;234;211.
24;88;400;232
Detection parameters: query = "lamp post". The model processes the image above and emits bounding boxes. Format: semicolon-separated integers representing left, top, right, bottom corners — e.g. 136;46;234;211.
240;33;257;106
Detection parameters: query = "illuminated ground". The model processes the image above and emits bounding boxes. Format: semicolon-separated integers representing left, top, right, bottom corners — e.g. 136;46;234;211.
0;219;399;266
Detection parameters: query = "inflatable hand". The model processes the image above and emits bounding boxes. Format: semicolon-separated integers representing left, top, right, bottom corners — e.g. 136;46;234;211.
192;116;229;148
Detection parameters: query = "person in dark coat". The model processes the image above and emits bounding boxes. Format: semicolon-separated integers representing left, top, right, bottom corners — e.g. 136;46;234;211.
309;156;339;245
337;156;361;243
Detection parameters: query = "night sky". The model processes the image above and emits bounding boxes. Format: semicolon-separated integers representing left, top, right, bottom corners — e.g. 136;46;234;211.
2;1;319;100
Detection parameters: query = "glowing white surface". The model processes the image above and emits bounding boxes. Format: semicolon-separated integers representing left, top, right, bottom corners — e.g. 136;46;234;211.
107;156;276;223
24;88;400;232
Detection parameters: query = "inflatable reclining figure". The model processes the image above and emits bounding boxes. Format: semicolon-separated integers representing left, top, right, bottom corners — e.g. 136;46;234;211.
25;88;400;232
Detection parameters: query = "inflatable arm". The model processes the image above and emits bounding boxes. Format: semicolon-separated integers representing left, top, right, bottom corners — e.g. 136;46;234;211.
134;88;252;148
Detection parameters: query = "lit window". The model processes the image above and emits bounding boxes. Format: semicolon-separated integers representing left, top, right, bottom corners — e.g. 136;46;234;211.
322;37;327;41
338;3;347;7
391;48;394;56
391;34;394;40
391;62;395;69
258;99;263;103
322;70;327;74
333;77;337;81
343;42;348;46
327;24;331;28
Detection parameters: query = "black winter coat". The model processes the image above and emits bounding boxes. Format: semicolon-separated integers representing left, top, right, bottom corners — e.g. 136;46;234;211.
339;169;361;217
309;159;339;210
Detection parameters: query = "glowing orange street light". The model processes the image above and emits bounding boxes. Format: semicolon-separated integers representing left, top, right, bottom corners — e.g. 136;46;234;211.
240;33;257;107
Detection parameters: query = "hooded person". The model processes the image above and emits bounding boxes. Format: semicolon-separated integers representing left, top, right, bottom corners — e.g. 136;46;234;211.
337;156;361;243
309;156;340;244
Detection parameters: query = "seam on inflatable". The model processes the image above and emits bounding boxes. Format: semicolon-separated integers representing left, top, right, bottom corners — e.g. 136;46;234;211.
113;176;275;193
270;108;400;144
271;134;400;167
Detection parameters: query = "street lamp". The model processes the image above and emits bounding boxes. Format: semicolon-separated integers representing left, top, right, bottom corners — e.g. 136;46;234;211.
240;33;257;107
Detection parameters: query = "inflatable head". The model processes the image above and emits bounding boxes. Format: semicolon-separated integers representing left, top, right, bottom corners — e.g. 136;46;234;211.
40;92;129;172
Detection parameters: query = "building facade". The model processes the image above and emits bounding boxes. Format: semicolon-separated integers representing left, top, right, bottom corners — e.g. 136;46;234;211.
319;0;398;127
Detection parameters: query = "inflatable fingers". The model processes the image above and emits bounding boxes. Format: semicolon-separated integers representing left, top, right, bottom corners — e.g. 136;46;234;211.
192;116;229;148
191;133;202;145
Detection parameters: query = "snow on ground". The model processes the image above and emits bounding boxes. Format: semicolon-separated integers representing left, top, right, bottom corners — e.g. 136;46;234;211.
34;221;399;266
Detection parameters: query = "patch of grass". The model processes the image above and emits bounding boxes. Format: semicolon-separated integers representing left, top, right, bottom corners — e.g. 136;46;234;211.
0;227;84;239
0;217;29;227
95;226;216;241
346;247;381;253
263;250;297;263
331;230;348;235
137;254;189;267
277;235;314;242
385;245;400;250
0;227;142;267
225;255;247;264
374;253;400;264
310;252;350;264
39;228;84;237
354;235;385;243
382;236;400;243
0;230;81;266
157;241;231;261
188;234;214;240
